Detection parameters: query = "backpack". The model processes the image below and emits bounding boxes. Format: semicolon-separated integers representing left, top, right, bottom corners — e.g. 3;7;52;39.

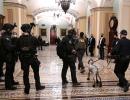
56;41;66;59
77;38;86;50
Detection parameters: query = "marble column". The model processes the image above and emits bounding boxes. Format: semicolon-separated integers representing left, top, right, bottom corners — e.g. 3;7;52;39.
0;0;4;30
118;0;130;38
76;16;87;35
4;2;27;34
90;7;114;56
0;0;3;15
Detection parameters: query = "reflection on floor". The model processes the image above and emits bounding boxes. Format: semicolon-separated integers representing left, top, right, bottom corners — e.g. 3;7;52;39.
0;46;130;100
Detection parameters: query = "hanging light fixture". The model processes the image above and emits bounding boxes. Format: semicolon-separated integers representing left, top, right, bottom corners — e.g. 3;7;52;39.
55;0;76;13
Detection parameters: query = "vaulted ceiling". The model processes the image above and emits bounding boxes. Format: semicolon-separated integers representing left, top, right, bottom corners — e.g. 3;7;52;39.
4;0;114;28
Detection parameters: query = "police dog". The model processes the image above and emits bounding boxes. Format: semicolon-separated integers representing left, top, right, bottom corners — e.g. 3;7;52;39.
87;59;102;87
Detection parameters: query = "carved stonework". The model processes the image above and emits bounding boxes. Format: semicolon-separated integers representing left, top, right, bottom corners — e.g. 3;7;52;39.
0;14;5;30
4;2;27;9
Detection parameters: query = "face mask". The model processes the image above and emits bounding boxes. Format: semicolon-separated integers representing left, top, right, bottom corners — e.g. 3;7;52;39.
68;33;73;38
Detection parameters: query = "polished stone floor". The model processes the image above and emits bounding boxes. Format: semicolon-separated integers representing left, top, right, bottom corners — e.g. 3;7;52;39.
0;46;130;100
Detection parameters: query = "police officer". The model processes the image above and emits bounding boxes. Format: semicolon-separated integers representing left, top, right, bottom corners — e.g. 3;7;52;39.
0;30;5;81
18;24;45;94
112;30;130;92
61;29;80;86
1;23;18;90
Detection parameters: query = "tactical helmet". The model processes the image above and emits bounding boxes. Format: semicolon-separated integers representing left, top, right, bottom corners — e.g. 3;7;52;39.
80;32;84;37
68;29;73;38
120;30;127;35
2;23;14;31
21;24;31;33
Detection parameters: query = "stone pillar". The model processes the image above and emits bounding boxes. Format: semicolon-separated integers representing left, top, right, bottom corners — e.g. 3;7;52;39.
47;27;50;43
0;0;4;30
4;2;27;35
57;27;60;37
76;16;87;36
0;0;3;15
90;7;114;56
118;0;130;38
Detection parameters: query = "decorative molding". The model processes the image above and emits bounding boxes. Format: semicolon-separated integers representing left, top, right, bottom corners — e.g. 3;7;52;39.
27;14;33;17
0;14;5;18
76;16;86;21
4;2;27;9
91;7;113;12
27;14;35;20
33;7;79;19
7;9;13;23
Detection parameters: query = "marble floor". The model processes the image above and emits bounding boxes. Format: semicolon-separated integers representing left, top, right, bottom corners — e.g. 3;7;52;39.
0;45;130;100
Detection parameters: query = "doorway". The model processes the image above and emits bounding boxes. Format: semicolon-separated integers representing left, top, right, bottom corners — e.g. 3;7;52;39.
50;25;57;45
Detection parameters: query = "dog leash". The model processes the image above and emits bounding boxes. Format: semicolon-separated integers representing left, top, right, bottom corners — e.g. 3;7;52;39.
93;59;100;63
106;55;112;69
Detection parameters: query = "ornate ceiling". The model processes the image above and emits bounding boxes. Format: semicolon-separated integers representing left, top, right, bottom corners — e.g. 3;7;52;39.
4;0;114;28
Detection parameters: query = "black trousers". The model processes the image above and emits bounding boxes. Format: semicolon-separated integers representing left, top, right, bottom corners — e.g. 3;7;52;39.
0;59;4;77
61;59;78;83
5;59;16;88
114;58;129;86
21;57;41;90
77;49;85;69
38;45;43;50
86;47;88;56
99;47;104;59
89;46;94;57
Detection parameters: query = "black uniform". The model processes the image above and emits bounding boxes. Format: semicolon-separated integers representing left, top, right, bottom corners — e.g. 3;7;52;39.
88;36;95;57
85;37;88;56
98;35;106;59
61;29;80;86
111;30;130;92
1;23;17;90
18;24;45;94
55;37;61;45
38;35;43;50
112;38;119;48
0;34;5;81
11;35;19;82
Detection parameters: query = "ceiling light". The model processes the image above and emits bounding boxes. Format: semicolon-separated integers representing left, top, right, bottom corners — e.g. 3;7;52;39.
55;0;76;13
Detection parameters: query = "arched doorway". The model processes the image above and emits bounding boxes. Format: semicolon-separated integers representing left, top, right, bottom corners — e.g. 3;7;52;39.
50;25;57;45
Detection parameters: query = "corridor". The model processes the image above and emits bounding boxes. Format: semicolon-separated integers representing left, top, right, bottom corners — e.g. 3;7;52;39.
0;46;130;100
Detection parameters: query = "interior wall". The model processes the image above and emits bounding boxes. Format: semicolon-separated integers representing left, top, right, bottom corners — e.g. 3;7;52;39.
4;2;27;35
0;0;3;15
90;7;114;56
118;0;130;39
76;16;87;36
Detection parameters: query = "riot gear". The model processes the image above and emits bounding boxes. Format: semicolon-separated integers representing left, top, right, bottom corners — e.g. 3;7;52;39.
21;24;31;33
2;23;17;33
1;23;18;90
18;23;45;94
111;29;130;92
61;29;80;86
